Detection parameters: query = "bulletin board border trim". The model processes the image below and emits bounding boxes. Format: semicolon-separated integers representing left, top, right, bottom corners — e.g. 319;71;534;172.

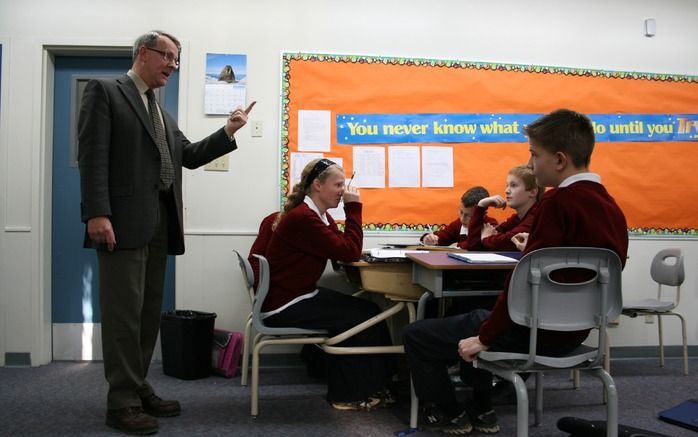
279;52;698;236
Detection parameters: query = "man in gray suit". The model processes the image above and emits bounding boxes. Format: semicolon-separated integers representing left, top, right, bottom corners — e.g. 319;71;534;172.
78;30;255;435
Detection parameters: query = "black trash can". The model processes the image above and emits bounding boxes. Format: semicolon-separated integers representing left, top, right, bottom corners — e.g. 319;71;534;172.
160;310;217;380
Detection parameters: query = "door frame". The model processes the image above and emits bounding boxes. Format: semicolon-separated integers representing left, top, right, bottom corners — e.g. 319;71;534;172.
36;39;189;364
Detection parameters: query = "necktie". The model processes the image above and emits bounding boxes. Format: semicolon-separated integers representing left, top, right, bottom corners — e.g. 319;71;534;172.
145;89;174;189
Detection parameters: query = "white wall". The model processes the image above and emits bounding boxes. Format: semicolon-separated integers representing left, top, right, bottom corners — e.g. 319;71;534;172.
0;0;697;365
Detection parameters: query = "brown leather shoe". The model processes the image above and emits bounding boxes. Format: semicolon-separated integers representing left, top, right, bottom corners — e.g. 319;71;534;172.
140;393;181;417
106;407;158;435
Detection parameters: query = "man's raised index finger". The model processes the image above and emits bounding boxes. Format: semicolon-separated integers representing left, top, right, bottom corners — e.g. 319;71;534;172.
244;101;257;114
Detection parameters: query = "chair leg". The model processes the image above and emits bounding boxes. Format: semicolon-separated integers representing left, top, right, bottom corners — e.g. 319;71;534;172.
241;315;253;386
251;338;264;417
657;315;665;368
591;368;618;437
671;313;689;375
512;374;529;437
534;373;543;426
409;378;419;430
604;331;611;374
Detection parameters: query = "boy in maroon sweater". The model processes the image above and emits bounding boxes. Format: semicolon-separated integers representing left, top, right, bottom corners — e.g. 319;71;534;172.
403;109;628;434
466;165;542;252
421;186;497;248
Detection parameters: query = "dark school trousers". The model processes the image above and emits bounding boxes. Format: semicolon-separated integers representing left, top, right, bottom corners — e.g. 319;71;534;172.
403;309;500;414
403;308;579;415
265;288;394;403
97;195;171;410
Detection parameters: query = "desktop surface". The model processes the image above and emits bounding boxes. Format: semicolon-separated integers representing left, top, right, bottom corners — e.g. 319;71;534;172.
406;251;523;270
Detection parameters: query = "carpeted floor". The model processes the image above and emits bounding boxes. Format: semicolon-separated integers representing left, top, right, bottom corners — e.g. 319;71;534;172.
0;357;696;436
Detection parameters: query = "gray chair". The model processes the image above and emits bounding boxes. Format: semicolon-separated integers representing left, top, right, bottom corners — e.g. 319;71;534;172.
249;254;328;417
475;247;623;437
621;248;687;375
233;250;256;387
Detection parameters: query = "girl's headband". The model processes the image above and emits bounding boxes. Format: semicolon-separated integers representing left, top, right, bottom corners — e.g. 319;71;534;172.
304;159;336;189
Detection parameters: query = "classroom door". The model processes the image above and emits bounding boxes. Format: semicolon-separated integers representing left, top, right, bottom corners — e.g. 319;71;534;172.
51;55;179;359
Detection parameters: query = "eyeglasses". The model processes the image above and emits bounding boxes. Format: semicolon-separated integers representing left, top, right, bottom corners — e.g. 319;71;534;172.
145;47;180;67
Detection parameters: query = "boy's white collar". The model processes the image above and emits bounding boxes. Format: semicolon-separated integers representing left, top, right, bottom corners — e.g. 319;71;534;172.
559;172;601;188
304;196;330;225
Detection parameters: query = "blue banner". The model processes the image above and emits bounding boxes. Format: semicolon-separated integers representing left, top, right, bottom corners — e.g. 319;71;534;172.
336;113;698;144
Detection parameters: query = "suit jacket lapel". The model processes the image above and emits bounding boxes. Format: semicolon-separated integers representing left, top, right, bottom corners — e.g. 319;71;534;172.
116;75;160;146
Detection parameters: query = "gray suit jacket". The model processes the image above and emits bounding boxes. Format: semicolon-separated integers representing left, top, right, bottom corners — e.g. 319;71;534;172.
78;74;235;254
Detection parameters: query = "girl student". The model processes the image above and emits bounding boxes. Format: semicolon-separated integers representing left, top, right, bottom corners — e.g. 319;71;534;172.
465;165;543;251
262;158;394;411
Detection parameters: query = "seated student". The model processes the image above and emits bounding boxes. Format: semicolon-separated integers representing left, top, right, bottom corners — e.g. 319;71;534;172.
465;165;543;251
263;158;394;411
421;186;497;248
402;109;629;435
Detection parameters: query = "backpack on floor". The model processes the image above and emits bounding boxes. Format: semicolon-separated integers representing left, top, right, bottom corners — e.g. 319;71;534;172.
211;329;244;378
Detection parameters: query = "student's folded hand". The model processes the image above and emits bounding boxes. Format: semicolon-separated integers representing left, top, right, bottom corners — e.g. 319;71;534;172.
481;223;498;239
511;232;529;251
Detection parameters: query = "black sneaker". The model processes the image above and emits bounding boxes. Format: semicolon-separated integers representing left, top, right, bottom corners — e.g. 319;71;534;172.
421;405;472;435
470;409;500;434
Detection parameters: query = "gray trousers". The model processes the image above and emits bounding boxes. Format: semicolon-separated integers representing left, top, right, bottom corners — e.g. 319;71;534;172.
97;196;170;410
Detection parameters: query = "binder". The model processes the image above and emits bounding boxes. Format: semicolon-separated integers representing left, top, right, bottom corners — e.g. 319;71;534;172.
658;399;698;432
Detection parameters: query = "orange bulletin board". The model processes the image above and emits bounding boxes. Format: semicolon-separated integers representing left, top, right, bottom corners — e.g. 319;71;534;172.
279;52;698;236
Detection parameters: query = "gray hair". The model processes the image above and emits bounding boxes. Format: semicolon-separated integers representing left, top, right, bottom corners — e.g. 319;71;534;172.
132;30;181;61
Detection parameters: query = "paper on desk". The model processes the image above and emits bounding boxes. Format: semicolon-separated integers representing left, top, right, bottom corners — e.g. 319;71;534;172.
448;252;519;263
370;248;422;259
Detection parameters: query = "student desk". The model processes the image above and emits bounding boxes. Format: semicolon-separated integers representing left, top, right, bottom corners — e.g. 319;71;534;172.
324;261;421;356
404;251;522;431
406;251;522;319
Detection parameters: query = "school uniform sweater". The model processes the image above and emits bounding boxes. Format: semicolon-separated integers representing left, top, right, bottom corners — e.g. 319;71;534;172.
466;203;539;251
422;216;497;249
248;211;280;289
263;201;363;312
478;180;628;348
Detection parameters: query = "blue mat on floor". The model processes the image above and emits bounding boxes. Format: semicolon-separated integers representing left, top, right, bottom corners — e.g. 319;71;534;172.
557;417;672;437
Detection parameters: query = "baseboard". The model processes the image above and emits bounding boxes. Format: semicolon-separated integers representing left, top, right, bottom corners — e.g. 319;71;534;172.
610;345;698;359
52;323;163;362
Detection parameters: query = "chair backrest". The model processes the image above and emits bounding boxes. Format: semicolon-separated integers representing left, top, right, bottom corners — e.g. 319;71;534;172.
651;248;684;288
251;254;326;336
508;247;623;334
233;249;255;306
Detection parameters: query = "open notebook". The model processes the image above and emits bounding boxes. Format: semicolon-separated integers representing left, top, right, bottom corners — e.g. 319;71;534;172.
447;252;519;263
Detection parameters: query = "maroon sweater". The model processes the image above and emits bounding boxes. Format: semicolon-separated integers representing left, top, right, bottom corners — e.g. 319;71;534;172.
263;202;363;312
466;203;539;251
422;216;497;249
248;211;280;289
478;181;628;348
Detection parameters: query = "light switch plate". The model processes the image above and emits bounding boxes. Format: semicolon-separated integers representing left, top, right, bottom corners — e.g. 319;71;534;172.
251;120;263;137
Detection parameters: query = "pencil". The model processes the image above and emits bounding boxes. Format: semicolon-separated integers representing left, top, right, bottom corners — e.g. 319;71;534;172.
347;171;356;188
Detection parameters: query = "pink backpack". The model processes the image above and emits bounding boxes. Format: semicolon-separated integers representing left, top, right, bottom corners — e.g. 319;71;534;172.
211;329;244;378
